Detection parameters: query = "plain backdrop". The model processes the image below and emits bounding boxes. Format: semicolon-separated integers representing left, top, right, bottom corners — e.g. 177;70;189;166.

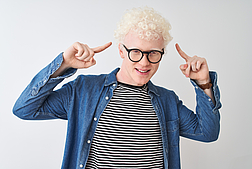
1;0;251;168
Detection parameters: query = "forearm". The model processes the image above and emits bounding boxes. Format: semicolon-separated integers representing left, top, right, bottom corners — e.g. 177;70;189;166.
13;53;76;120
50;62;70;78
50;53;71;78
202;88;215;105
194;73;215;105
180;71;221;141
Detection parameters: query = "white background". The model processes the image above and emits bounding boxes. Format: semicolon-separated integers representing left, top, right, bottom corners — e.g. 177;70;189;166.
1;0;251;168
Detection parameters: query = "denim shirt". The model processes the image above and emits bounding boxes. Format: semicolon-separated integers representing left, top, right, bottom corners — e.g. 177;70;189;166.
13;53;221;169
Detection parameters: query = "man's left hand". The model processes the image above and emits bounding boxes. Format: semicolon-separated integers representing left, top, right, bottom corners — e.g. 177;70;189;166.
175;43;210;85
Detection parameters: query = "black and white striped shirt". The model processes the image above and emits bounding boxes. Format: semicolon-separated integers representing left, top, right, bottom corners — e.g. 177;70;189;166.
86;82;164;168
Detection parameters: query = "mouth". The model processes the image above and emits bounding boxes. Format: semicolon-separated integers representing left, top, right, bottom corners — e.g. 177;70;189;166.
135;68;150;73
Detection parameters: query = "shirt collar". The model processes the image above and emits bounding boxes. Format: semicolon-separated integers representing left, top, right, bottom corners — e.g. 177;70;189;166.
147;80;160;96
104;68;120;87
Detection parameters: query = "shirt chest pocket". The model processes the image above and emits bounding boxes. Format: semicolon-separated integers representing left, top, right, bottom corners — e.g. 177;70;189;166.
166;119;179;147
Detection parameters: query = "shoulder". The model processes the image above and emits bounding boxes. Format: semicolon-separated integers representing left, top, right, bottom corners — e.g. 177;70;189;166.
156;85;175;94
72;73;107;88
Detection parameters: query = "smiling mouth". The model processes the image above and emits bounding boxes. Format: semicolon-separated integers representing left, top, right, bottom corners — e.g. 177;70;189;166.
136;68;150;73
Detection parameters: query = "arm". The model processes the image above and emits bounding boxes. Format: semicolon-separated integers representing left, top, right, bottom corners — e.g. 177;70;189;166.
175;43;221;141
178;71;221;142
13;53;76;120
13;42;112;120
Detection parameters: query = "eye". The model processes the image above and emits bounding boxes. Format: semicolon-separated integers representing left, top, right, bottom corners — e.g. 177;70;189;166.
150;51;158;55
131;49;141;54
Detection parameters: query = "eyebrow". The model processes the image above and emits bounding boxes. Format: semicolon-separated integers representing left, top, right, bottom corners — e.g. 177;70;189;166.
128;46;163;52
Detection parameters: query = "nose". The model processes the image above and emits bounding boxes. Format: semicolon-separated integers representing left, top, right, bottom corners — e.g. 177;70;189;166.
139;53;150;66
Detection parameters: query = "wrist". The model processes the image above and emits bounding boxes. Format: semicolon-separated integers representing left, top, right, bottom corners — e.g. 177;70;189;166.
195;76;210;85
195;77;212;90
198;81;212;90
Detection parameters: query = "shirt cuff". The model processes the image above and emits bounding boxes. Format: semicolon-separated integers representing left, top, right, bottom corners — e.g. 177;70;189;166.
49;52;77;80
190;71;222;111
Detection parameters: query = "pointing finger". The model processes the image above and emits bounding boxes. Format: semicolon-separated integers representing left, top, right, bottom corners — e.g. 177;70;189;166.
92;42;112;53
175;43;190;61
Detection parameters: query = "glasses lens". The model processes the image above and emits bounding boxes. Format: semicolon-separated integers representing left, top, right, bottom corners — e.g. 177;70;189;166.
148;51;162;63
129;49;142;62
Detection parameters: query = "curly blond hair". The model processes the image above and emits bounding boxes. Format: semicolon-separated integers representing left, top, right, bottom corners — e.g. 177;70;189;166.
114;6;173;47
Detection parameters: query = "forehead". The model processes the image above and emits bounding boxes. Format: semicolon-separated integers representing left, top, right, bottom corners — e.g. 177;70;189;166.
123;30;165;50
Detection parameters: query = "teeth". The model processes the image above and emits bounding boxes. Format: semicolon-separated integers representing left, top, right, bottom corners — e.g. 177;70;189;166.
137;69;148;73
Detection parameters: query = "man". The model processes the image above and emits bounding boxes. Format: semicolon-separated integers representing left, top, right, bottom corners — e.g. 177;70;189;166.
13;7;221;169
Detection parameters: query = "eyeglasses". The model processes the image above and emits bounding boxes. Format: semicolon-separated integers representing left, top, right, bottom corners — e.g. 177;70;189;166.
123;44;164;64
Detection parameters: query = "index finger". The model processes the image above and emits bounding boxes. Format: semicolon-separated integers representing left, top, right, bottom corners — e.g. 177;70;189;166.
175;43;190;61
92;42;112;53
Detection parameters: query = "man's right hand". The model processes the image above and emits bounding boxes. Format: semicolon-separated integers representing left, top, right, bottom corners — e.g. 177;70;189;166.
63;42;112;69
51;42;112;78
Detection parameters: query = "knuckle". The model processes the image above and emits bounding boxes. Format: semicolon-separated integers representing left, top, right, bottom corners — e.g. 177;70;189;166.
191;61;196;64
83;44;90;49
90;50;95;57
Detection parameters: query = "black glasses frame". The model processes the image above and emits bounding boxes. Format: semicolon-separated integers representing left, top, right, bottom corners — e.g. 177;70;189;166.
123;44;164;64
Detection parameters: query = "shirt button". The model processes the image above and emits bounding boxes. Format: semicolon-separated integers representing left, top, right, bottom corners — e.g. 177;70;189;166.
195;86;198;89
105;96;109;100
94;117;97;121
87;140;91;144
113;84;116;87
80;164;84;168
208;98;211;101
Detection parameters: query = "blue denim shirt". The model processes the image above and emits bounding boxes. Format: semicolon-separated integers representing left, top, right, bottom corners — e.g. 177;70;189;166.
13;53;221;169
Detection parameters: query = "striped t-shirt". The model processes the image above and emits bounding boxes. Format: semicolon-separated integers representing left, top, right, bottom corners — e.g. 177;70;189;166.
86;82;164;168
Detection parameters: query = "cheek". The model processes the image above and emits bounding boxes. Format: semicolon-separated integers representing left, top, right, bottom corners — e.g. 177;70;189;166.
150;64;160;76
153;64;160;71
122;57;135;71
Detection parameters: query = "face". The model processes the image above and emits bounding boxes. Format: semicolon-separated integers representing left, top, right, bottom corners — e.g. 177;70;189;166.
116;30;165;86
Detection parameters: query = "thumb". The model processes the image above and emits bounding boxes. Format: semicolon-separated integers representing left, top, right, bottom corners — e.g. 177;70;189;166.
180;64;190;78
92;42;112;53
83;57;96;68
180;64;188;71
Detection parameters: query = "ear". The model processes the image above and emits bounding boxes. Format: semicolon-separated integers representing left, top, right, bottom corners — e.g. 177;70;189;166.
118;43;125;59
